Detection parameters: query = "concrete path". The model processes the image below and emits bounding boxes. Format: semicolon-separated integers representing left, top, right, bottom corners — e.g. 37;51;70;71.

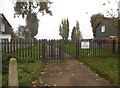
33;60;113;86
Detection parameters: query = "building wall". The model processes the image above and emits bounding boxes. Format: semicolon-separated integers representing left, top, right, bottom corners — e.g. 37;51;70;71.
0;14;13;34
95;22;117;38
0;14;12;41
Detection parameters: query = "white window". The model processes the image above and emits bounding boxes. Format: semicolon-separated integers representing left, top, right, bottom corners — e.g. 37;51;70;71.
1;23;5;32
101;25;105;32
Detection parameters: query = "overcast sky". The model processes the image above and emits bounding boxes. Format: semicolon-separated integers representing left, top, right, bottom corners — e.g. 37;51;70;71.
0;0;119;39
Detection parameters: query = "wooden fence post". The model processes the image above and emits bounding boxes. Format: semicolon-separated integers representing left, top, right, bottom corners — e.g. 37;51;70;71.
51;40;53;59
42;40;45;62
8;58;19;87
59;40;62;59
112;39;115;54
76;40;80;59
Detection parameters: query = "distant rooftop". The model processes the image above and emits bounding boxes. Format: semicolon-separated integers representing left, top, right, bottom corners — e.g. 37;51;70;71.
0;13;12;27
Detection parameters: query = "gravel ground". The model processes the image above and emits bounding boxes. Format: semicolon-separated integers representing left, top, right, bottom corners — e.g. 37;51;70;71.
32;59;113;87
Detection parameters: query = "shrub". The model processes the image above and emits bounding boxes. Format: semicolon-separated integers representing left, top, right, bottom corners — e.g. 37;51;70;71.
2;53;16;73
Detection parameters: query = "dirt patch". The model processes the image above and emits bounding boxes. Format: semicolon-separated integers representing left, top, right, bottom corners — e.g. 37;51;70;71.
32;60;113;86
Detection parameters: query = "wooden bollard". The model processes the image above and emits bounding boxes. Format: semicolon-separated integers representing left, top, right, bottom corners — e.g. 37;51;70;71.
8;58;19;87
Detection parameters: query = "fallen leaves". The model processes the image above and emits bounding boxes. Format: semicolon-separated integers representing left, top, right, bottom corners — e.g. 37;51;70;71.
41;72;45;75
32;82;35;84
32;80;37;84
39;79;41;81
72;73;74;76
60;68;62;70
45;84;50;86
80;62;83;65
59;72;62;74
40;81;43;84
49;73;52;76
53;84;56;86
67;67;70;70
33;84;36;87
44;84;48;86
96;74;98;76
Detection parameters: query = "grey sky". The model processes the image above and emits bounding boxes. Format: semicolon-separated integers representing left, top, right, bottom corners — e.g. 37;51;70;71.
0;0;119;39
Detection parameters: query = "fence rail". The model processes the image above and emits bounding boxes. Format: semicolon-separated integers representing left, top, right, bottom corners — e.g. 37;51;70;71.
1;38;118;62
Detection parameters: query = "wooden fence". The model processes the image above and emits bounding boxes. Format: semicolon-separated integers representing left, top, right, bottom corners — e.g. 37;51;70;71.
1;39;42;61
79;39;118;57
1;38;118;62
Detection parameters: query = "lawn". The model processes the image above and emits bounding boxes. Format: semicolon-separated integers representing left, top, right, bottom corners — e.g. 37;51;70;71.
18;60;44;86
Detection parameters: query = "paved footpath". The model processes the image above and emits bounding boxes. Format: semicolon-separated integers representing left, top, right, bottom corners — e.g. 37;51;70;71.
32;60;114;86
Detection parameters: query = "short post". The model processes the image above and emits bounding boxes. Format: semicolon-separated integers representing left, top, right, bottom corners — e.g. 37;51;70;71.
8;58;19;87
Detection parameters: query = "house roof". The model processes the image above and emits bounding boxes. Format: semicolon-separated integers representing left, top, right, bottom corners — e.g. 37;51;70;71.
95;17;118;29
0;13;12;27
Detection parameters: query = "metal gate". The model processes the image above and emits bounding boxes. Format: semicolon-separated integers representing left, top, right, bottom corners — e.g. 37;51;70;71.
42;40;79;62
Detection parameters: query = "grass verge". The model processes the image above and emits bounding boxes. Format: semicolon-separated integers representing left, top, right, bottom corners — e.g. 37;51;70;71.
2;60;44;86
79;56;118;85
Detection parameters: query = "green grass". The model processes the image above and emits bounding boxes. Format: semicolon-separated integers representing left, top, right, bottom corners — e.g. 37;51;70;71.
2;60;44;86
79;56;118;85
18;60;44;86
